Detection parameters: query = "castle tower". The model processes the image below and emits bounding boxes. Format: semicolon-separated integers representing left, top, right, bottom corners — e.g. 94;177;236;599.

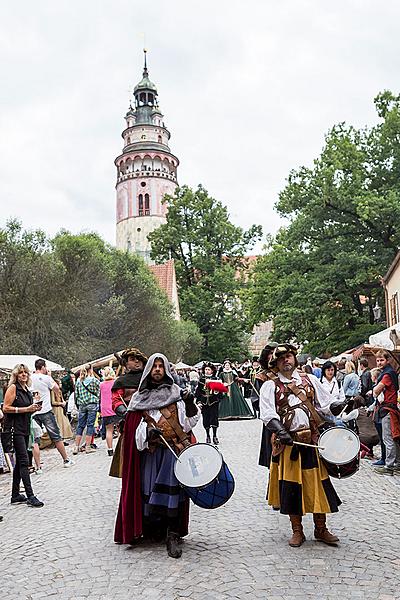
115;51;179;262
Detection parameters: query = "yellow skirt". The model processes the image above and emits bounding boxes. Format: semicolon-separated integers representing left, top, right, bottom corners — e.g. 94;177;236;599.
267;444;341;515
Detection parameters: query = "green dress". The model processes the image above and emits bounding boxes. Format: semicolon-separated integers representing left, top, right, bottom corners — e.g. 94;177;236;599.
218;370;255;420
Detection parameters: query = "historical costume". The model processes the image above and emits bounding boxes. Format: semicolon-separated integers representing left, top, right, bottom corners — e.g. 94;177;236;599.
109;347;147;477
51;389;73;440
114;353;200;558
195;362;224;444
218;360;254;420
257;343;279;467
260;344;343;547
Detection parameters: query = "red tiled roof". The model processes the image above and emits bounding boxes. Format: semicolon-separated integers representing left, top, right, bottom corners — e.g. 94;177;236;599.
149;259;176;303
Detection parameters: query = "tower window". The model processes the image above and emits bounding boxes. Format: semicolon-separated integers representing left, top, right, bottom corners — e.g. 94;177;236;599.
140;181;146;187
141;134;146;140
158;135;162;143
145;193;150;215
138;194;144;216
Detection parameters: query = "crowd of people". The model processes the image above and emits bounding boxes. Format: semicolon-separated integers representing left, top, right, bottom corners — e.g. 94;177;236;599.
1;345;399;555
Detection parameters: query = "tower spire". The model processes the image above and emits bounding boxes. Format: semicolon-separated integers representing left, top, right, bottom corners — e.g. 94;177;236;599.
143;48;148;78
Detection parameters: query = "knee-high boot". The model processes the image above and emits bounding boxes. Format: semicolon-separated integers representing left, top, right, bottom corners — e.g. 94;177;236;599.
313;513;339;545
212;427;219;444
289;515;305;547
205;428;211;444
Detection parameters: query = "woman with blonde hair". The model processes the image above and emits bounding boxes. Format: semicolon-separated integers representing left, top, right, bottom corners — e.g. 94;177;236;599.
99;366;118;456
2;364;44;507
343;360;360;401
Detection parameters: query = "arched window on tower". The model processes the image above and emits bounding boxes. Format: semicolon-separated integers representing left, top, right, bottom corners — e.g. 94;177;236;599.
138;194;144;216
144;194;150;215
158;135;162;143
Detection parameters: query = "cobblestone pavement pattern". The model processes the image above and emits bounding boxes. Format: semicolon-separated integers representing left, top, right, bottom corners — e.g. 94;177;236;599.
1;419;400;600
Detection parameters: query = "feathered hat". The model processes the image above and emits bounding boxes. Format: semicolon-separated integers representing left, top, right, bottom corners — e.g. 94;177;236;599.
268;343;298;369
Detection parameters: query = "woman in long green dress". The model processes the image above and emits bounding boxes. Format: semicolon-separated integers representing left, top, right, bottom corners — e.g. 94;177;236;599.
218;360;255;420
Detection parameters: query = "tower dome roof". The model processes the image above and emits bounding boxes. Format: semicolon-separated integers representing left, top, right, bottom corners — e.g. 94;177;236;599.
134;75;157;93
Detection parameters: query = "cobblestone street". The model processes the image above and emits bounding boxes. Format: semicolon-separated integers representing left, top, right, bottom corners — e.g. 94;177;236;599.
1;419;400;600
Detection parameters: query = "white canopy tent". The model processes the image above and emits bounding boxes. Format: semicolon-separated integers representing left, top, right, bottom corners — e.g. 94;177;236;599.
369;324;400;351
0;355;64;373
174;361;192;370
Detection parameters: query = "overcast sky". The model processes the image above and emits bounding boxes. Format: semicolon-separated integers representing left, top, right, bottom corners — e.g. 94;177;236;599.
1;1;399;250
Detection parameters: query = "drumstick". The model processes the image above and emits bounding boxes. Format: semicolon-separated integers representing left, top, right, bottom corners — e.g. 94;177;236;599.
293;441;325;450
158;434;182;462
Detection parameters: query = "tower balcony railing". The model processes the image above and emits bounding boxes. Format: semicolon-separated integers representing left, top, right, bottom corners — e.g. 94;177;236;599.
117;169;177;183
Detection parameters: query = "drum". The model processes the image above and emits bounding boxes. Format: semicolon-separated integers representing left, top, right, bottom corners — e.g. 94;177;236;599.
318;426;360;479
174;443;235;509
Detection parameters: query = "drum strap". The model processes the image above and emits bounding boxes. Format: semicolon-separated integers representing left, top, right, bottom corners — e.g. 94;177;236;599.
270;373;324;430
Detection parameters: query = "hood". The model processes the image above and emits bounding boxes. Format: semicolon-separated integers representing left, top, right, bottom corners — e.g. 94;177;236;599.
127;353;182;412
137;353;174;392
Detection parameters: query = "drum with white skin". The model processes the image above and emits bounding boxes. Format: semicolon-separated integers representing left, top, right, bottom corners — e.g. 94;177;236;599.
318;426;360;479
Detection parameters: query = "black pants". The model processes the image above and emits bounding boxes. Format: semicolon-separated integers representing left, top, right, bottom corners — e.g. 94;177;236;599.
202;403;219;430
12;434;33;499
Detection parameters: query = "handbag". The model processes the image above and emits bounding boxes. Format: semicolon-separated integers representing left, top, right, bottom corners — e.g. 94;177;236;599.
1;426;15;454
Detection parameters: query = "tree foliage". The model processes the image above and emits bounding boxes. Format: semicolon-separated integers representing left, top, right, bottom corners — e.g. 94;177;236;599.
247;91;400;356
0;220;201;366
148;185;262;361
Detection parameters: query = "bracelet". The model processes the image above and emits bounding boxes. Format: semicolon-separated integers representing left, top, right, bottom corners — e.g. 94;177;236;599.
15;407;19;414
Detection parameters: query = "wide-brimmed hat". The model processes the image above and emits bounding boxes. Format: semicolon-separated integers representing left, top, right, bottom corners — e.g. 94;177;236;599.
268;344;298;368
121;347;148;365
258;342;279;369
202;361;217;375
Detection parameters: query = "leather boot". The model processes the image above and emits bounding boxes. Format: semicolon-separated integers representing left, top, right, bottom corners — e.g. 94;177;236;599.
205;429;211;444
289;515;305;547
166;529;182;559
212;428;219;444
313;513;339;545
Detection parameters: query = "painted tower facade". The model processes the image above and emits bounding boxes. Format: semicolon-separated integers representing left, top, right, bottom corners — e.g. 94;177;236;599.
115;52;179;262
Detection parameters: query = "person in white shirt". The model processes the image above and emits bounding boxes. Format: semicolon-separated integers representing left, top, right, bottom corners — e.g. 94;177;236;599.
31;359;73;468
260;344;345;548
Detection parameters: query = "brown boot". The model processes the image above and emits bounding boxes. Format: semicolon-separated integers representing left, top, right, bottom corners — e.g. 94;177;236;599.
289;515;306;547
313;513;339;545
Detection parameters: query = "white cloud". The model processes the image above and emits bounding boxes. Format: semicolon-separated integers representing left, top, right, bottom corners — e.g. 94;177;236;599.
1;0;399;249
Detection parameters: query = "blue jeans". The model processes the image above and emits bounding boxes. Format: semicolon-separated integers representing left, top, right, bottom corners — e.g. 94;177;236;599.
76;404;98;436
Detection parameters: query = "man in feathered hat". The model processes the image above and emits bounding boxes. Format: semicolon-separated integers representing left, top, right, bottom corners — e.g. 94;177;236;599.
195;362;225;444
109;348;147;477
259;343;346;548
114;353;200;559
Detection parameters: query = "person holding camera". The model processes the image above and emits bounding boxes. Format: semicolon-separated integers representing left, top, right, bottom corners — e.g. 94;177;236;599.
2;364;44;507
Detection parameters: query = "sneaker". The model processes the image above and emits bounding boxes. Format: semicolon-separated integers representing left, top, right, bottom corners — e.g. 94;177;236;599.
11;494;27;504
90;443;98;449
72;445;79;455
85;446;96;454
35;468;43;475
374;466;394;476
26;496;44;508
372;459;385;466
107;448;114;457
63;459;74;468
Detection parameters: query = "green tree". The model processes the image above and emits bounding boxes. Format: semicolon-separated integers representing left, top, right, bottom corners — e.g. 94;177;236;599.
0;221;202;366
247;92;400;356
148;185;262;361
